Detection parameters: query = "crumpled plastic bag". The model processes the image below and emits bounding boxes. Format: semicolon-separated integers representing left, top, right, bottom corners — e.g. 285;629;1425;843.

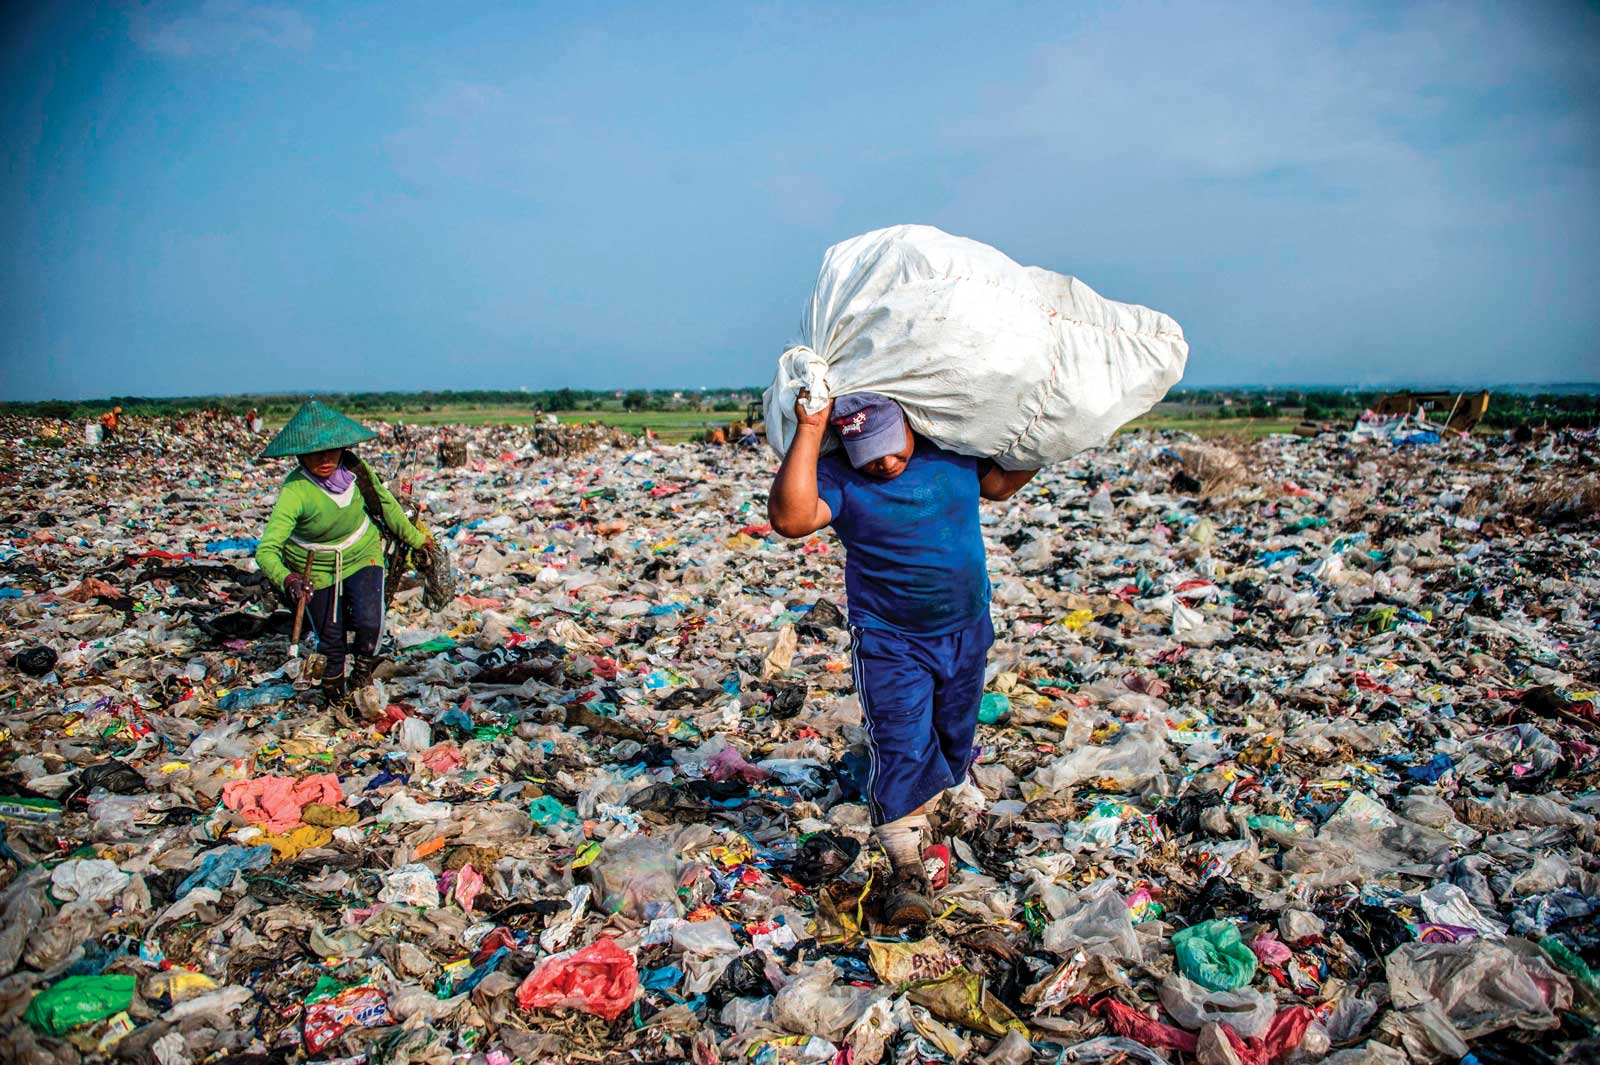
1173;919;1259;992
866;938;963;987
1093;998;1315;1065
175;845;272;899
378;864;441;908
0;870;50;977
772;960;881;1043
220;773;342;833
48;859;129;905
24;974;136;1035
1029;724;1170;796
1158;973;1276;1040
302;977;392;1055
906;968;1029;1039
589;835;681;920
515;937;639;1022
1042;879;1141;960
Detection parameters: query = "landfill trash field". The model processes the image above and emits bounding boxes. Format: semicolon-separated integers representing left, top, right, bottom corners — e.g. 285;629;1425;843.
3;412;1599;1065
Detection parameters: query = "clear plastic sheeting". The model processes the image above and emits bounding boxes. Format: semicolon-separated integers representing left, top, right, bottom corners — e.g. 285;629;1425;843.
1386;939;1569;1039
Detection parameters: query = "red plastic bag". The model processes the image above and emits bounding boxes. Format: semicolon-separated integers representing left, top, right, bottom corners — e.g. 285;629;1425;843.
1092;999;1314;1065
1092;999;1198;1055
516;937;639;1021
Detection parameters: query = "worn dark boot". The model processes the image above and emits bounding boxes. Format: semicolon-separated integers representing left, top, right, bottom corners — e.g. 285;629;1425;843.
884;865;934;927
348;654;383;690
320;674;348;705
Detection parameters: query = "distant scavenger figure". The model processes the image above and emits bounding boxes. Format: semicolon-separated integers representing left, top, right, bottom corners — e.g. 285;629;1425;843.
767;392;1037;924
255;401;435;703
98;406;122;440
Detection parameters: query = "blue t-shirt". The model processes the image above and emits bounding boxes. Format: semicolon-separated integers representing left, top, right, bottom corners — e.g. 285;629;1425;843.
816;437;989;635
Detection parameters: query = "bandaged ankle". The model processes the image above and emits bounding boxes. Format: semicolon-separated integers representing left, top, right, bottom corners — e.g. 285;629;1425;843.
877;812;930;873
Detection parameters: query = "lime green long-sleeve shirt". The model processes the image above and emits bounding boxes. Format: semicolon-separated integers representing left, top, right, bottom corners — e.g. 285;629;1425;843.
255;458;426;591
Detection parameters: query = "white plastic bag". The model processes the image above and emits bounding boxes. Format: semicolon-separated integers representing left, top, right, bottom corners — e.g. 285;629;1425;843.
1157;974;1275;1039
764;225;1187;469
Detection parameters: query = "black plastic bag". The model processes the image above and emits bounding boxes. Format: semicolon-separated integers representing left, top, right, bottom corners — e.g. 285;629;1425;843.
13;646;57;676
1156;790;1222;837
64;761;146;806
656;687;721;714
768;685;806;719
1178;876;1257;924
784;832;862;887
707;951;776;1009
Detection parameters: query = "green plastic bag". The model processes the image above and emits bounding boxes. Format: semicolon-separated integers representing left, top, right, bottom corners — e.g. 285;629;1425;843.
407;635;458;655
978;693;1010;725
24;974;136;1035
1172;919;1257;991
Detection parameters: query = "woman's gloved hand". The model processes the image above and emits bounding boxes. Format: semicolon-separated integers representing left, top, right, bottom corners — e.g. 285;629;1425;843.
284;573;311;602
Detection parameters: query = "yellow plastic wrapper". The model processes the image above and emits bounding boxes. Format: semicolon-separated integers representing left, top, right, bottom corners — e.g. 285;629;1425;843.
907;968;1028;1039
1059;608;1096;630
905;1002;971;1061
866;938;962;987
146;971;219;1006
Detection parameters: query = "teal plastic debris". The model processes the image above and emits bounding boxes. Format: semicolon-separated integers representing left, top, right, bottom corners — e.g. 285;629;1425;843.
1172;919;1258;991
216;683;297;711
176;844;273;899
1540;937;1599;993
528;795;578;826
978;692;1010;725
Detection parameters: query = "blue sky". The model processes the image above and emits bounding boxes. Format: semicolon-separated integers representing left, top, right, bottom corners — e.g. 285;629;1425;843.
2;1;1597;400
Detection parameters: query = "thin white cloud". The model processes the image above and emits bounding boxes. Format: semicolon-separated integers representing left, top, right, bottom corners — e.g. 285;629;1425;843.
128;0;313;58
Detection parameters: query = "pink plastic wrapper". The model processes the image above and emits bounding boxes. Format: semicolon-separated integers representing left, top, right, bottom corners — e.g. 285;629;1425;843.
452;863;484;913
1250;931;1294;965
221;773;342;833
706;746;769;784
421;741;465;774
516;937;639;1021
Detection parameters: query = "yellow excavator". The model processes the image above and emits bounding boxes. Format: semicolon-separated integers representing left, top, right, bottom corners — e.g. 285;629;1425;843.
1373;390;1490;433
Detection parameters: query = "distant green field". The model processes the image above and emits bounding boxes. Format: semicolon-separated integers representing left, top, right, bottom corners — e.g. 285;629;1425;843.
557;410;738;440
292;405;1308;442
343;407;737;442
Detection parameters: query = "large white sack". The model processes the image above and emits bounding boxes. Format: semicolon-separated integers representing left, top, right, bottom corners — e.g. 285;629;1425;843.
763;225;1188;469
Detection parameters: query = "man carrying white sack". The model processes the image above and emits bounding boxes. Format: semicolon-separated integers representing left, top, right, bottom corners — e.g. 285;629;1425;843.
769;391;1038;925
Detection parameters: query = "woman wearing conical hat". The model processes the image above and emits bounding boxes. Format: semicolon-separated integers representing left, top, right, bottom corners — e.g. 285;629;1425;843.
255;401;432;702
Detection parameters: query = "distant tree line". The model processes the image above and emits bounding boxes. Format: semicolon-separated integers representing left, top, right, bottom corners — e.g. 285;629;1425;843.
4;385;1595;430
1163;388;1600;429
1;387;764;421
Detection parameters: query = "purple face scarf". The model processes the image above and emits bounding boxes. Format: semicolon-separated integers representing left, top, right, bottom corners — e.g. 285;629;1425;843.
301;453;356;494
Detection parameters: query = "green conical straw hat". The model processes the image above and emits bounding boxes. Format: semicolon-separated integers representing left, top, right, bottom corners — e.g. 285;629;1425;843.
259;400;377;458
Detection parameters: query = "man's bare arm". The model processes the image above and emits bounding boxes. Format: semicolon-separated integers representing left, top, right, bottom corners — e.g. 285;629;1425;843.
768;396;835;537
978;462;1040;501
